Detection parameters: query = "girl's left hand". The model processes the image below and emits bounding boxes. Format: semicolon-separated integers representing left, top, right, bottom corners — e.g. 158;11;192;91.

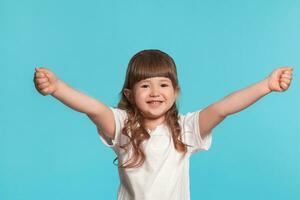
267;67;294;92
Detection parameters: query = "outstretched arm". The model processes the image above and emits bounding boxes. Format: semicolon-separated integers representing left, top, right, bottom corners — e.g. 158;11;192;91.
52;79;115;137
33;67;116;140
198;67;294;138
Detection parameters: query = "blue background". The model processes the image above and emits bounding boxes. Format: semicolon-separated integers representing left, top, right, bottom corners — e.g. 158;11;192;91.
1;0;299;199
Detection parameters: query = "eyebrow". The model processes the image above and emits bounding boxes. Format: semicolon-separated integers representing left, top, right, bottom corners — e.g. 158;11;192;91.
140;79;171;83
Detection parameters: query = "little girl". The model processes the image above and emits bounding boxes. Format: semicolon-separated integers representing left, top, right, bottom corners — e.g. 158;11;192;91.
33;49;293;200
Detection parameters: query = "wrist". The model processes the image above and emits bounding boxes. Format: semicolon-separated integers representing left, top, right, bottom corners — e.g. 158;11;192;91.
260;78;272;94
52;79;63;97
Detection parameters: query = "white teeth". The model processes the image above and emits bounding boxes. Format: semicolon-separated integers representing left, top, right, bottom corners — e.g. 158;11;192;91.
148;101;162;104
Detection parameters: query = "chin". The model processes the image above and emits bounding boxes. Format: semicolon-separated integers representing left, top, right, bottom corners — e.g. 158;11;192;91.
149;112;166;119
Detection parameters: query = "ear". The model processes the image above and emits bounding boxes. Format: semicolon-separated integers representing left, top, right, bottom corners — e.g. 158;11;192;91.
174;87;179;99
123;89;131;100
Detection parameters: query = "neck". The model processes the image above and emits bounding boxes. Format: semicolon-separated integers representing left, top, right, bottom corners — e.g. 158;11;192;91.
143;116;166;130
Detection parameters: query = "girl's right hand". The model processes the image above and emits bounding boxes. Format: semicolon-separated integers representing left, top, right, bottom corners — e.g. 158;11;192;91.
33;67;59;96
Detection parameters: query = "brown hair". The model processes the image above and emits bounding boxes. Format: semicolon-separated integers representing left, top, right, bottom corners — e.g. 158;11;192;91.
113;49;191;169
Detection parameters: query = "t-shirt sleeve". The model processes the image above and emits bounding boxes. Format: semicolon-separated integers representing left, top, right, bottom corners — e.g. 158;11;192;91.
97;107;127;148
180;109;213;155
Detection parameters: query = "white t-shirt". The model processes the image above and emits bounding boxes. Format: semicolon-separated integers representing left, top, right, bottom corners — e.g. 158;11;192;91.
98;107;212;200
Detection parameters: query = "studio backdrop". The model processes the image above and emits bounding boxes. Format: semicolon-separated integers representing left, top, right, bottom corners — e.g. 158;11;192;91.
1;0;299;199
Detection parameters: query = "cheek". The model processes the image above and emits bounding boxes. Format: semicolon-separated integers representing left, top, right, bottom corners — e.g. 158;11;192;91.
167;91;176;99
169;94;177;104
134;92;146;103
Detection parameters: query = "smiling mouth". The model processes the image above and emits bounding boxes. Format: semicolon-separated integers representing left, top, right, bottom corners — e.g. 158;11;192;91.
147;100;163;104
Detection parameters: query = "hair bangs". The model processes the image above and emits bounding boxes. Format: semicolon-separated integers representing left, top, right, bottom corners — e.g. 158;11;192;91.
127;50;178;88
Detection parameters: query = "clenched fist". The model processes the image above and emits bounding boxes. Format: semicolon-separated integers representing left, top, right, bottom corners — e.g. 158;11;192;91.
267;66;293;92
33;67;59;96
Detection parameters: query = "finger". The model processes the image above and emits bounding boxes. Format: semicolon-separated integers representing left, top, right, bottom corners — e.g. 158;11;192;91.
34;72;41;77
36;67;52;75
281;73;292;78
35;67;45;73
283;70;293;75
279;66;293;71
280;74;292;80
280;81;289;89
36;77;49;84
41;87;50;94
37;82;50;89
280;77;291;84
36;67;48;71
35;72;46;78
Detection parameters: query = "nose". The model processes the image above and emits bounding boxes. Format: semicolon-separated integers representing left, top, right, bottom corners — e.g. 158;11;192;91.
149;86;160;97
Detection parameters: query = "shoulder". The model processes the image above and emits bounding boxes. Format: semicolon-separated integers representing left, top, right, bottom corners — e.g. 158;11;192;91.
178;109;212;153
97;107;128;148
110;107;128;119
178;109;202;127
109;107;129;130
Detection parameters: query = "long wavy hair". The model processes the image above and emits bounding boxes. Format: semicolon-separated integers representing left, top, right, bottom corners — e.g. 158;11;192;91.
113;49;191;169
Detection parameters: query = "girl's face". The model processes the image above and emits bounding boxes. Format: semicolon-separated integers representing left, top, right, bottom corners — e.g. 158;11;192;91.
125;77;178;122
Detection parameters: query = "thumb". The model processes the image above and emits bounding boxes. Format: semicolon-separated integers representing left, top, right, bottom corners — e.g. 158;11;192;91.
36;67;47;71
36;67;52;75
35;67;46;72
279;66;293;72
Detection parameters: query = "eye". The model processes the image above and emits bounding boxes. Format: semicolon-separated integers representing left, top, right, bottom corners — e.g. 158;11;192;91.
161;84;169;87
141;84;149;88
